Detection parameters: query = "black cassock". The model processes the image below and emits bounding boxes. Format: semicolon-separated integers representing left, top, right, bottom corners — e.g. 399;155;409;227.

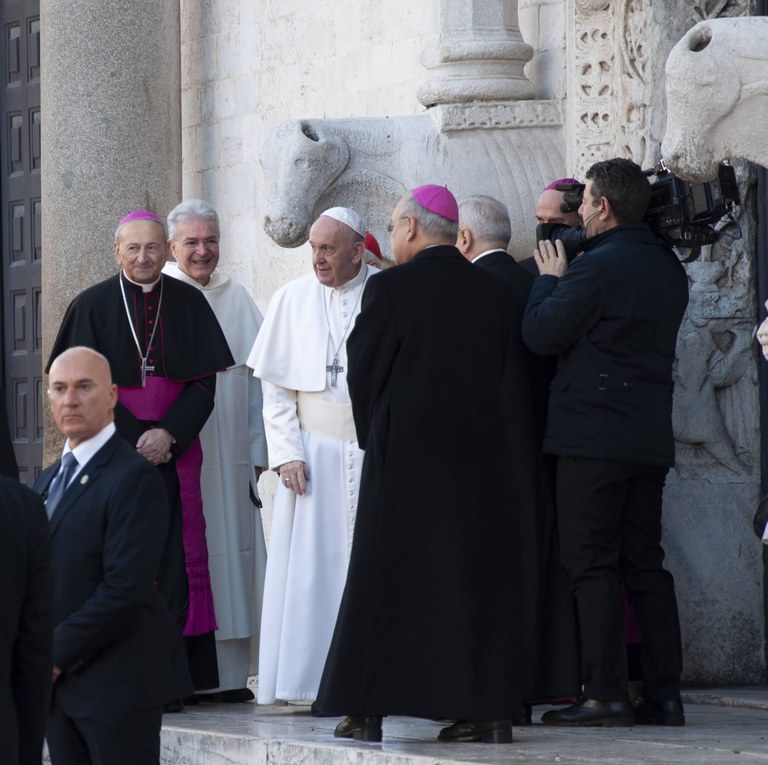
315;246;579;720
47;272;234;690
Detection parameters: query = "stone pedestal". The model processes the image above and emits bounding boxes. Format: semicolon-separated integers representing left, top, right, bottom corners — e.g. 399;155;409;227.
40;0;181;461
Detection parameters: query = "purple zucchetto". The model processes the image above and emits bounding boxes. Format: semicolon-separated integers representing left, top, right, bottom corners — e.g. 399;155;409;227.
411;184;459;222
544;177;581;191
119;210;165;227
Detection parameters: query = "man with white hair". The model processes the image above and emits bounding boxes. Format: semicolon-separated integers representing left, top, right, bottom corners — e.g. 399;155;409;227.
456;195;579;717
163;200;268;703
247;206;378;704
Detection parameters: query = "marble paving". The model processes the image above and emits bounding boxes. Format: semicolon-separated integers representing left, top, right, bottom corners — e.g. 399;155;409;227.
160;689;768;764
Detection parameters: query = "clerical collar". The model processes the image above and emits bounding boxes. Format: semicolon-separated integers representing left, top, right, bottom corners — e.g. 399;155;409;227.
331;263;367;293
121;270;161;293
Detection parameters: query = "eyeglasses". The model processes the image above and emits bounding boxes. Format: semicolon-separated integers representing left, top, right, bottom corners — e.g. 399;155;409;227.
386;216;408;234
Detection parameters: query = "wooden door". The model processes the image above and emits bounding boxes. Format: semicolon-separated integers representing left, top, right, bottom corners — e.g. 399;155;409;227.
1;0;42;484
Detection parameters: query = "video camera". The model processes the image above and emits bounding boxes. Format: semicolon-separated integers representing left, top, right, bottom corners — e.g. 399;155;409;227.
537;161;741;262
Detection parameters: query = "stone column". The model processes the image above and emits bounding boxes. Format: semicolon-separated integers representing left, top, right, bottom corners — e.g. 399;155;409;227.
417;0;535;107
40;0;181;460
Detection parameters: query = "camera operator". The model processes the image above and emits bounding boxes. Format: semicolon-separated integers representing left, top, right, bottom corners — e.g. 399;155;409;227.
522;157;689;728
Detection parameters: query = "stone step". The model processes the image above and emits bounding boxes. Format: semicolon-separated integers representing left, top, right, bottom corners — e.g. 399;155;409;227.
160;692;768;764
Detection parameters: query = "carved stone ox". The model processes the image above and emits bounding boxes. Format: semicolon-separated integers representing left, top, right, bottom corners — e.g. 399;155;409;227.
261;115;566;259
662;17;768;180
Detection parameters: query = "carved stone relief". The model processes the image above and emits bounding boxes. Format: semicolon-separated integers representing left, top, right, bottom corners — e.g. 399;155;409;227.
261;112;565;261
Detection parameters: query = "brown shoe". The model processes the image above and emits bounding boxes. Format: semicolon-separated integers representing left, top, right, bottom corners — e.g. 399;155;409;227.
333;715;383;742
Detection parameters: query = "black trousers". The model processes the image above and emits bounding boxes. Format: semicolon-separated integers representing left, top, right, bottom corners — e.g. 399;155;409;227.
555;457;683;702
47;691;162;765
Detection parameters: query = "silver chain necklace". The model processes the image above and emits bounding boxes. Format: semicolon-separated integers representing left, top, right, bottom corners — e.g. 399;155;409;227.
119;272;164;386
323;268;367;388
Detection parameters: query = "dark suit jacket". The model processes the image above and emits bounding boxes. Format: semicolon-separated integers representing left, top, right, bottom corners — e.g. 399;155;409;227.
0;478;52;765
522;224;689;466
33;432;191;719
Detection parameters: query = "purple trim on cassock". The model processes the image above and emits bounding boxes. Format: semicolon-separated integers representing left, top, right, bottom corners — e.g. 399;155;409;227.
119;377;217;636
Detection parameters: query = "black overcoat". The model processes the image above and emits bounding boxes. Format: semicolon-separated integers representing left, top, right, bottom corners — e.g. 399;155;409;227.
0;478;51;765
316;245;560;720
475;250;579;702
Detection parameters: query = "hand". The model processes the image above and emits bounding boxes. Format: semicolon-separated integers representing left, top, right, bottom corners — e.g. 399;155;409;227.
278;461;308;496
136;428;174;465
533;238;568;277
254;466;264;481
52;666;61;683
757;313;768;361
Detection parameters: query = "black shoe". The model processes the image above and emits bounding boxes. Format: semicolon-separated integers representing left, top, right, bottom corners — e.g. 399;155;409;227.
632;697;685;726
513;703;532;726
541;699;633;727
438;719;513;743
164;699;184;714
183;694;200;706
311;701;334;717
197;688;254;704
333;715;383;742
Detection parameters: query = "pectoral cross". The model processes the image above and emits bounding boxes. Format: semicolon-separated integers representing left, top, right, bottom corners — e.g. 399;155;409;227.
140;357;155;387
326;357;343;388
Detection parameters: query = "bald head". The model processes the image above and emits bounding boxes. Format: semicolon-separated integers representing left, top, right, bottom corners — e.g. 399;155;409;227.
535;188;582;228
48;347;117;447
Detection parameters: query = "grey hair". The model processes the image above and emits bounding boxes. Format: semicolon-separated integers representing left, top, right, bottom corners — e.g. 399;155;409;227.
400;193;459;241
458;195;511;247
167;199;220;241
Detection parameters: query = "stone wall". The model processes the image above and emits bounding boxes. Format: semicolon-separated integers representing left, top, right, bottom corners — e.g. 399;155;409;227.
180;0;765;683
179;0;438;534
179;0;436;315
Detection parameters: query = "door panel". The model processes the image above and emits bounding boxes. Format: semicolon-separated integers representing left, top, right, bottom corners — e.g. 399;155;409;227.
1;0;42;484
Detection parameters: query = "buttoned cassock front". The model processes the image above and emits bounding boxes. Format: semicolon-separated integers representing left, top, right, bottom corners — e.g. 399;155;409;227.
247;264;376;703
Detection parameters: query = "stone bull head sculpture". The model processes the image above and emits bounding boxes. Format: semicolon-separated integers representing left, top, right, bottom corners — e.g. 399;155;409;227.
260;114;567;259
662;17;768;180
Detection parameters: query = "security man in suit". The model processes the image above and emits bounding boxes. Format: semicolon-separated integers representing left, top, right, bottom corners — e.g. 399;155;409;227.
523;158;689;728
35;346;191;764
0;476;52;765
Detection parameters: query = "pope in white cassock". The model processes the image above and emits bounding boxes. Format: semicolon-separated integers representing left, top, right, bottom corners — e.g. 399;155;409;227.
163;200;269;702
247;206;377;704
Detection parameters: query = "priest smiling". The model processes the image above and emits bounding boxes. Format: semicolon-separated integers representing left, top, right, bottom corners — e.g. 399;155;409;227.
47;210;235;704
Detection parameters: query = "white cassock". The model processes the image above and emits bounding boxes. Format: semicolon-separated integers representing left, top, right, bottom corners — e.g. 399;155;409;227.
247;264;376;703
163;262;268;691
